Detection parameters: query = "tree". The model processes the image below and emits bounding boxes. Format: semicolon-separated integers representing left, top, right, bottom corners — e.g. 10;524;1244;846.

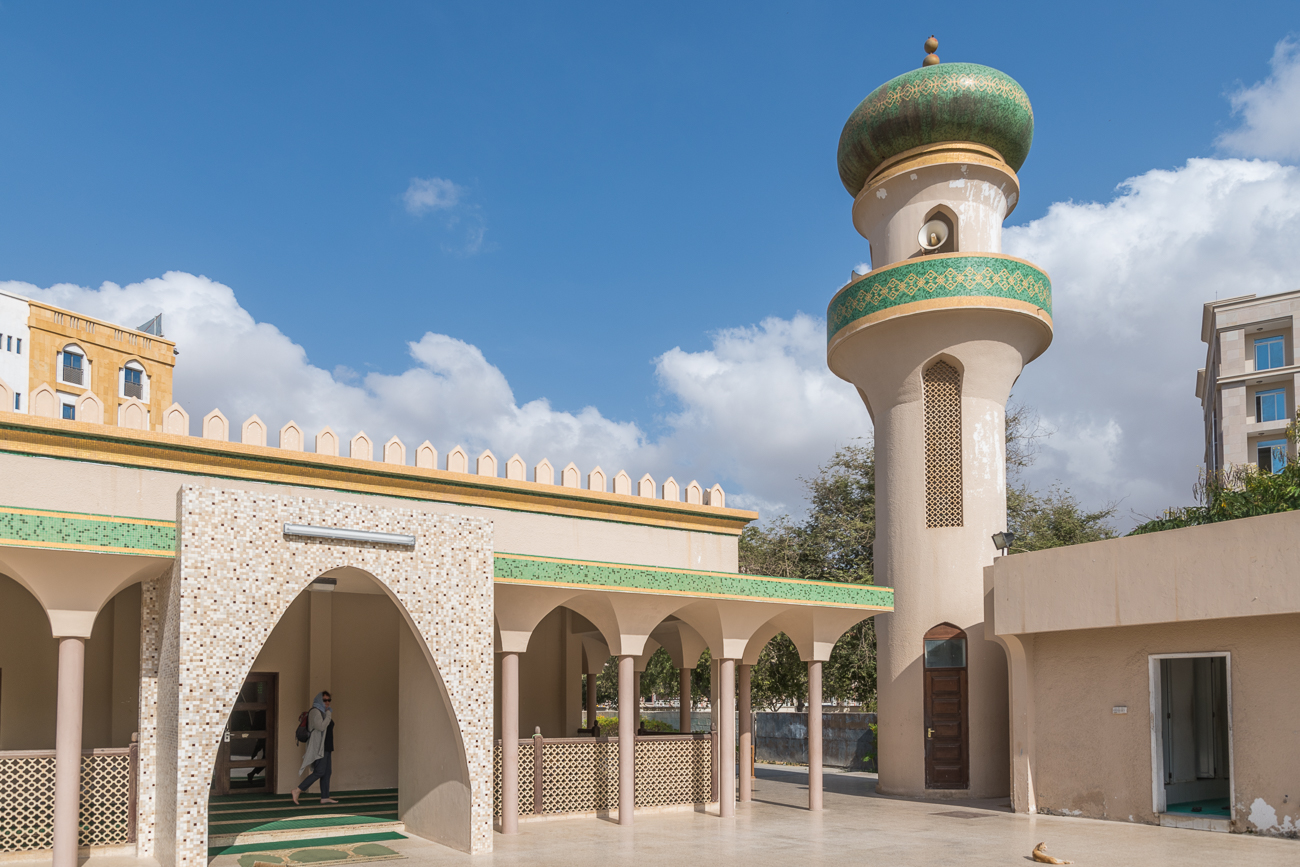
1130;418;1300;534
737;401;1117;713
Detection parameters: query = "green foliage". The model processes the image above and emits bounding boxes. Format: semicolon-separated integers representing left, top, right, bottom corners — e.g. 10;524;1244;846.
1130;455;1300;535
864;721;879;770
592;715;675;733
639;647;680;701
1006;484;1118;551
737;403;1116;714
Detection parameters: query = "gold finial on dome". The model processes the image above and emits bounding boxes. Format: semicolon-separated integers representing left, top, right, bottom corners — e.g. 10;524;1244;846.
923;35;939;66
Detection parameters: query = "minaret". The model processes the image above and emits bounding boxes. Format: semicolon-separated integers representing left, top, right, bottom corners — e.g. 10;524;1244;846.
827;37;1051;797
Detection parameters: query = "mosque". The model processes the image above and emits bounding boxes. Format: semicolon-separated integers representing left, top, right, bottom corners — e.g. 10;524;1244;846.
0;35;1296;867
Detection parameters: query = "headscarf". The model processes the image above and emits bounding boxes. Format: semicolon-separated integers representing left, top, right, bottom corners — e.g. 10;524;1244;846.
312;692;330;715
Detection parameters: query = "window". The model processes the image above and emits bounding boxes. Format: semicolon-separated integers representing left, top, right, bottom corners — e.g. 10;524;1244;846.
1255;335;1285;371
924;637;967;668
13;393;19;411
15;338;19;354
62;350;84;385
4;336;9;352
1257;439;1287;473
123;366;144;400
61;403;75;421
1255;388;1286;422
924;360;963;527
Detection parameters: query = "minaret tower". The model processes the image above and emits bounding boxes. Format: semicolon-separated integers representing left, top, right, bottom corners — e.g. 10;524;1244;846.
827;37;1051;797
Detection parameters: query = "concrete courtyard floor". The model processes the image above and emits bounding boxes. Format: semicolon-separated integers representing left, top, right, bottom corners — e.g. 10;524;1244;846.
19;764;1295;867
274;764;1295;867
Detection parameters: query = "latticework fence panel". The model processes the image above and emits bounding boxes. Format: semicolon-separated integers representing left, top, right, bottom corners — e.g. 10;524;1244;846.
0;749;133;853
491;740;535;818
79;753;133;846
540;740;619;814
634;736;711;807
923;360;963;527
491;736;712;818
0;754;56;853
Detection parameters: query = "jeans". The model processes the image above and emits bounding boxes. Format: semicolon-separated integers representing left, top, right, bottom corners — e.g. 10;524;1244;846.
298;752;332;798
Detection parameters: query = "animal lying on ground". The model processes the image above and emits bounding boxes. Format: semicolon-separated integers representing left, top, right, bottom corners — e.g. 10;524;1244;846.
1031;842;1072;864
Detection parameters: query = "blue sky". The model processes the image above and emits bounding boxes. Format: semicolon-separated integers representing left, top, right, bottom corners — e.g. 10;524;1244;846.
3;3;1300;523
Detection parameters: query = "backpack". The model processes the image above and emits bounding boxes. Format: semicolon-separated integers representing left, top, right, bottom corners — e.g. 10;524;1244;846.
295;710;312;744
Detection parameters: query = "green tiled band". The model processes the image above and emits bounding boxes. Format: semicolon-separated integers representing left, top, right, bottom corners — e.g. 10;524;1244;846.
495;552;893;609
0;505;892;611
827;254;1052;345
0;506;176;556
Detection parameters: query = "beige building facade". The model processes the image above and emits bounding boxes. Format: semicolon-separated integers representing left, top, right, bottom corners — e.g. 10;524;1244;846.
988;509;1300;835
0;289;175;427
1197;290;1300;474
0;395;891;866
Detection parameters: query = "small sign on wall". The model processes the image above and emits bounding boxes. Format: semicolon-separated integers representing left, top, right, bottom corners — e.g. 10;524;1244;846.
1112;706;1128;714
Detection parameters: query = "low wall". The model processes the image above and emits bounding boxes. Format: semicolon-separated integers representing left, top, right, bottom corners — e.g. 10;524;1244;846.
755;712;876;771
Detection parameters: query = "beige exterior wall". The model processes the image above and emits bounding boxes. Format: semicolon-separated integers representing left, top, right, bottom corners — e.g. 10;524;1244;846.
991;509;1300;834
0;451;741;574
1199;291;1300;471
0;576;138;750
1022;614;1298;832
26;299;175;428
493;607;584;740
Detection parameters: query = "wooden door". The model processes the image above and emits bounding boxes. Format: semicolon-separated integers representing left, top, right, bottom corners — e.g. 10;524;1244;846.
923;624;968;789
212;673;277;796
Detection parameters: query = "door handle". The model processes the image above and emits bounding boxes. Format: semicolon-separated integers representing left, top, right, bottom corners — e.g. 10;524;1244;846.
926;728;935;739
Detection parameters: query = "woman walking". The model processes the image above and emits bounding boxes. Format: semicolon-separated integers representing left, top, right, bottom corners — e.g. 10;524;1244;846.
292;691;338;805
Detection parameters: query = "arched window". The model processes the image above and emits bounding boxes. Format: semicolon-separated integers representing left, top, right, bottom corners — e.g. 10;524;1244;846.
923;360;963;527
121;360;148;400
918;208;957;254
58;343;88;387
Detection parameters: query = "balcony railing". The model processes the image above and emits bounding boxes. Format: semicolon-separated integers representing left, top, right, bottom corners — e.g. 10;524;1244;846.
62;365;83;385
123;380;143;400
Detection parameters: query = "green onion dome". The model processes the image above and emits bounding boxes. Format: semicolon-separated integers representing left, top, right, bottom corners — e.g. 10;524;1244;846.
837;62;1034;196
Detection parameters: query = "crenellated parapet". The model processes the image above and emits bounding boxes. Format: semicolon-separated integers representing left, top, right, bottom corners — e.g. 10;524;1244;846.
0;385;740;528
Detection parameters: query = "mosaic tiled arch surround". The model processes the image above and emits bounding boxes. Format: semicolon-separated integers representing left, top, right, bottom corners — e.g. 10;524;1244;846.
148;487;494;867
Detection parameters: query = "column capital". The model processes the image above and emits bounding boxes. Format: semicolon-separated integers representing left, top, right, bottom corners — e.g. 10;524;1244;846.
48;609;96;638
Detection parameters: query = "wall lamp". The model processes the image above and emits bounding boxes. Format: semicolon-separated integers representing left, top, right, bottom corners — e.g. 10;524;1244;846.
284;523;416;547
991;531;1017;555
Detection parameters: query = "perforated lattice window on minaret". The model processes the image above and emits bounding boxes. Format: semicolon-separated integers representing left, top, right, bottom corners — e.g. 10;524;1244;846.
923;360;963;528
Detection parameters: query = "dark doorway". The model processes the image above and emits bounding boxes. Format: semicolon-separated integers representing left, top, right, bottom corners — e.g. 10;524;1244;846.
213;672;277;796
923;624;968;790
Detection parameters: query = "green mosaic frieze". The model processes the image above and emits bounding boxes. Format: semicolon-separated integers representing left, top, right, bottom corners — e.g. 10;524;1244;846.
838;62;1035;195
827;255;1052;345
494;553;893;609
0;506;176;556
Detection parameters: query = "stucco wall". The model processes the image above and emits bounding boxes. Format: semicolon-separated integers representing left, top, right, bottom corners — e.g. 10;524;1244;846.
0;451;739;574
0;576;138;750
1026;613;1300;834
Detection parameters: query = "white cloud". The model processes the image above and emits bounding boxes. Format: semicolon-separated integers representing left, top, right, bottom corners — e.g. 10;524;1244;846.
1004;156;1300;522
403;176;486;254
1217;37;1300;161
0;272;866;517
403;177;464;214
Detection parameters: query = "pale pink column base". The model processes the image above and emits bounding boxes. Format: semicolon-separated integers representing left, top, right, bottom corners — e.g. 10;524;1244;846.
500;652;520;834
719;658;736;817
739;663;753;802
808;660;823;811
618;655;635;825
53;637;86;867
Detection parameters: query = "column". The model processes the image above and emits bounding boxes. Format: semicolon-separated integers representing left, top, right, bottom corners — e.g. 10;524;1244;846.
633;669;642;733
586;671;598;731
718;658;736;818
739;663;753;802
679;667;692;734
53;637;86;867
808;660;823;811
617;655;635;825
500;652;520;834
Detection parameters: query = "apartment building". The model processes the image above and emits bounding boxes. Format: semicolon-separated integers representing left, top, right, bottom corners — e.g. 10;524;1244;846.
1196;290;1300;474
0;289;175;427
